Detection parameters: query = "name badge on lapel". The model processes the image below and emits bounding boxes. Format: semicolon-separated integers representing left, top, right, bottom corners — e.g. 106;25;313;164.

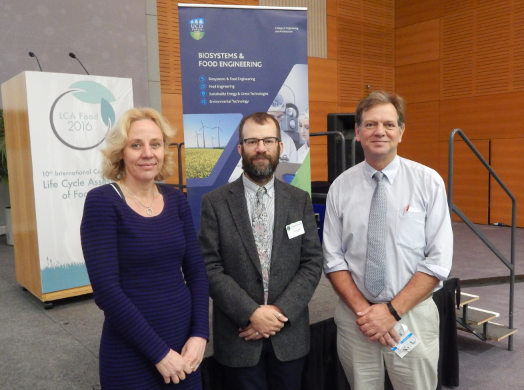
286;221;305;239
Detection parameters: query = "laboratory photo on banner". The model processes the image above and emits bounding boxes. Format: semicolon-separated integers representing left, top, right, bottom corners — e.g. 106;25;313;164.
229;64;310;184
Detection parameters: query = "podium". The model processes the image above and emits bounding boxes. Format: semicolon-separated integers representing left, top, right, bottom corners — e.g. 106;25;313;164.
1;72;133;307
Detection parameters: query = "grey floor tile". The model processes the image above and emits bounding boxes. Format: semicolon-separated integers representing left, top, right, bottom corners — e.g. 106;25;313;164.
0;274;16;293
451;223;524;281
0;290;48;320
0;264;16;285
43;296;101;322
452;333;524;389
56;315;103;357
32;296;105;357
0;319;100;390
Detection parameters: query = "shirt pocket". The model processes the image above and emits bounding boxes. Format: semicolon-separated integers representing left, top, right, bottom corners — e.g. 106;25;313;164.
396;210;426;249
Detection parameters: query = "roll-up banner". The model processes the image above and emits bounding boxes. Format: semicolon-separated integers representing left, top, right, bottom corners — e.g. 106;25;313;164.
26;72;133;293
178;4;310;230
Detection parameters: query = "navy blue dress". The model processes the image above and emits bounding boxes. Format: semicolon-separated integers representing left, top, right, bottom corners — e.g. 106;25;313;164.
81;184;209;389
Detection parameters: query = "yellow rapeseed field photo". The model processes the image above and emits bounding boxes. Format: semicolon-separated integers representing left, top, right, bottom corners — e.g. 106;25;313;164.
185;148;224;178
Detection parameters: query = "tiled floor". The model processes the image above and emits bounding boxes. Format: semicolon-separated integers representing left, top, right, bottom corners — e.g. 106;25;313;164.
0;236;101;389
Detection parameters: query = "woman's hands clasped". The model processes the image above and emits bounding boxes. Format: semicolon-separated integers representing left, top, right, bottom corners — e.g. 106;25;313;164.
181;336;207;372
155;349;192;384
156;337;207;384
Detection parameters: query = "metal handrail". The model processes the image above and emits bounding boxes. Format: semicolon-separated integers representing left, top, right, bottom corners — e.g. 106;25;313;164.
169;142;186;191
309;131;346;172
448;128;516;351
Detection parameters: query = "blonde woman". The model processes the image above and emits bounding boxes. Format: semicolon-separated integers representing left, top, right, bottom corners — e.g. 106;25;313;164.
81;108;208;389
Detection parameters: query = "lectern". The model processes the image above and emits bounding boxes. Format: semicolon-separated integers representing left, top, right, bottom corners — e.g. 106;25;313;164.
1;71;133;308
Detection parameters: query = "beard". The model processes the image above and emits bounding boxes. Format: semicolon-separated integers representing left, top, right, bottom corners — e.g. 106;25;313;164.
241;145;280;182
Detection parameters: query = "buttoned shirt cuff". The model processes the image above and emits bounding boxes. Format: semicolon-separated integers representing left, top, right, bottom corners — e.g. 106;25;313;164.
416;262;450;281
323;258;349;274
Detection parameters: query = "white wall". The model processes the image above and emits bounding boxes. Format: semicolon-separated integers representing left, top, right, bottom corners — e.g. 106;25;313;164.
0;0;150;107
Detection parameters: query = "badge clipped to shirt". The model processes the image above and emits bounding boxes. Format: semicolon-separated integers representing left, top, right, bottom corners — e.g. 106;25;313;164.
286;221;305;239
391;322;419;358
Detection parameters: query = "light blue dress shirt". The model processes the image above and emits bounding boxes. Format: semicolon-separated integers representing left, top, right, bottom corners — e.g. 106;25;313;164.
322;156;453;303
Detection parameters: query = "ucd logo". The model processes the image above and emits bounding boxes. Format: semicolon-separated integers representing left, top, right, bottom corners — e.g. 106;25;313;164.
190;18;205;40
49;81;116;151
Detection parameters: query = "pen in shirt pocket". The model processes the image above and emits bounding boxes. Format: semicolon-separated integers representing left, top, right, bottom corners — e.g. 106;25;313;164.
405;204;410;212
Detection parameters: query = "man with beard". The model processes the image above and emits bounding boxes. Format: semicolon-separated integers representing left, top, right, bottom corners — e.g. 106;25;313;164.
198;112;323;390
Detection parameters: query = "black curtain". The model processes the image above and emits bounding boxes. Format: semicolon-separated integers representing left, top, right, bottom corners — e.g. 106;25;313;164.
300;318;351;390
433;277;460;388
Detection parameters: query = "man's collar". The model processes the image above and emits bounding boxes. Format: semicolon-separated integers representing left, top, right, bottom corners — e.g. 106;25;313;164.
242;173;275;196
363;155;400;185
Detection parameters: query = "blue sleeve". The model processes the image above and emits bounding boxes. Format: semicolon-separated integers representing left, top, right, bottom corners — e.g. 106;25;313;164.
176;191;210;340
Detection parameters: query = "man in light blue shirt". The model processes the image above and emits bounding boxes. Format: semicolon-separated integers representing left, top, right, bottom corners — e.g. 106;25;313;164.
323;91;453;390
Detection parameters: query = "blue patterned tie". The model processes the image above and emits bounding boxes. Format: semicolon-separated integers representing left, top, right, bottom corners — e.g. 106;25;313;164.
252;187;270;304
365;172;387;298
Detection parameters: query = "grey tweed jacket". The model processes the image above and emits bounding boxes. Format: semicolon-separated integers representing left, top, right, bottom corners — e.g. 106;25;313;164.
198;176;323;367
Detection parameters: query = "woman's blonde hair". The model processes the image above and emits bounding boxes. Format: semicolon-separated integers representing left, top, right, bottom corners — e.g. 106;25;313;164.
101;107;176;181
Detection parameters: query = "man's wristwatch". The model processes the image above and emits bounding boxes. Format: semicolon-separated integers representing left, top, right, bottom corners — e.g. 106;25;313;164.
387;302;402;321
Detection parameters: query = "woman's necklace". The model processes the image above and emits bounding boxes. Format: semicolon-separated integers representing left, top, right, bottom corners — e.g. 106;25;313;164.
124;184;155;216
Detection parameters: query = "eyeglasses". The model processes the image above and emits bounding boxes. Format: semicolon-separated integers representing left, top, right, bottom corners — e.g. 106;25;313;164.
242;137;280;148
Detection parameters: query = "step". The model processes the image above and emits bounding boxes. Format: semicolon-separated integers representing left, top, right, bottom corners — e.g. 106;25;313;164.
456;306;499;326
460;292;479;307
457;321;518;341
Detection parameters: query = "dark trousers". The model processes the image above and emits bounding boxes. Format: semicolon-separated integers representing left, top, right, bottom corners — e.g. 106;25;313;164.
223;338;306;390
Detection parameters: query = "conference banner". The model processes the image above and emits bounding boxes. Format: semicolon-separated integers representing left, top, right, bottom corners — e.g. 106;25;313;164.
25;71;133;293
178;4;309;229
